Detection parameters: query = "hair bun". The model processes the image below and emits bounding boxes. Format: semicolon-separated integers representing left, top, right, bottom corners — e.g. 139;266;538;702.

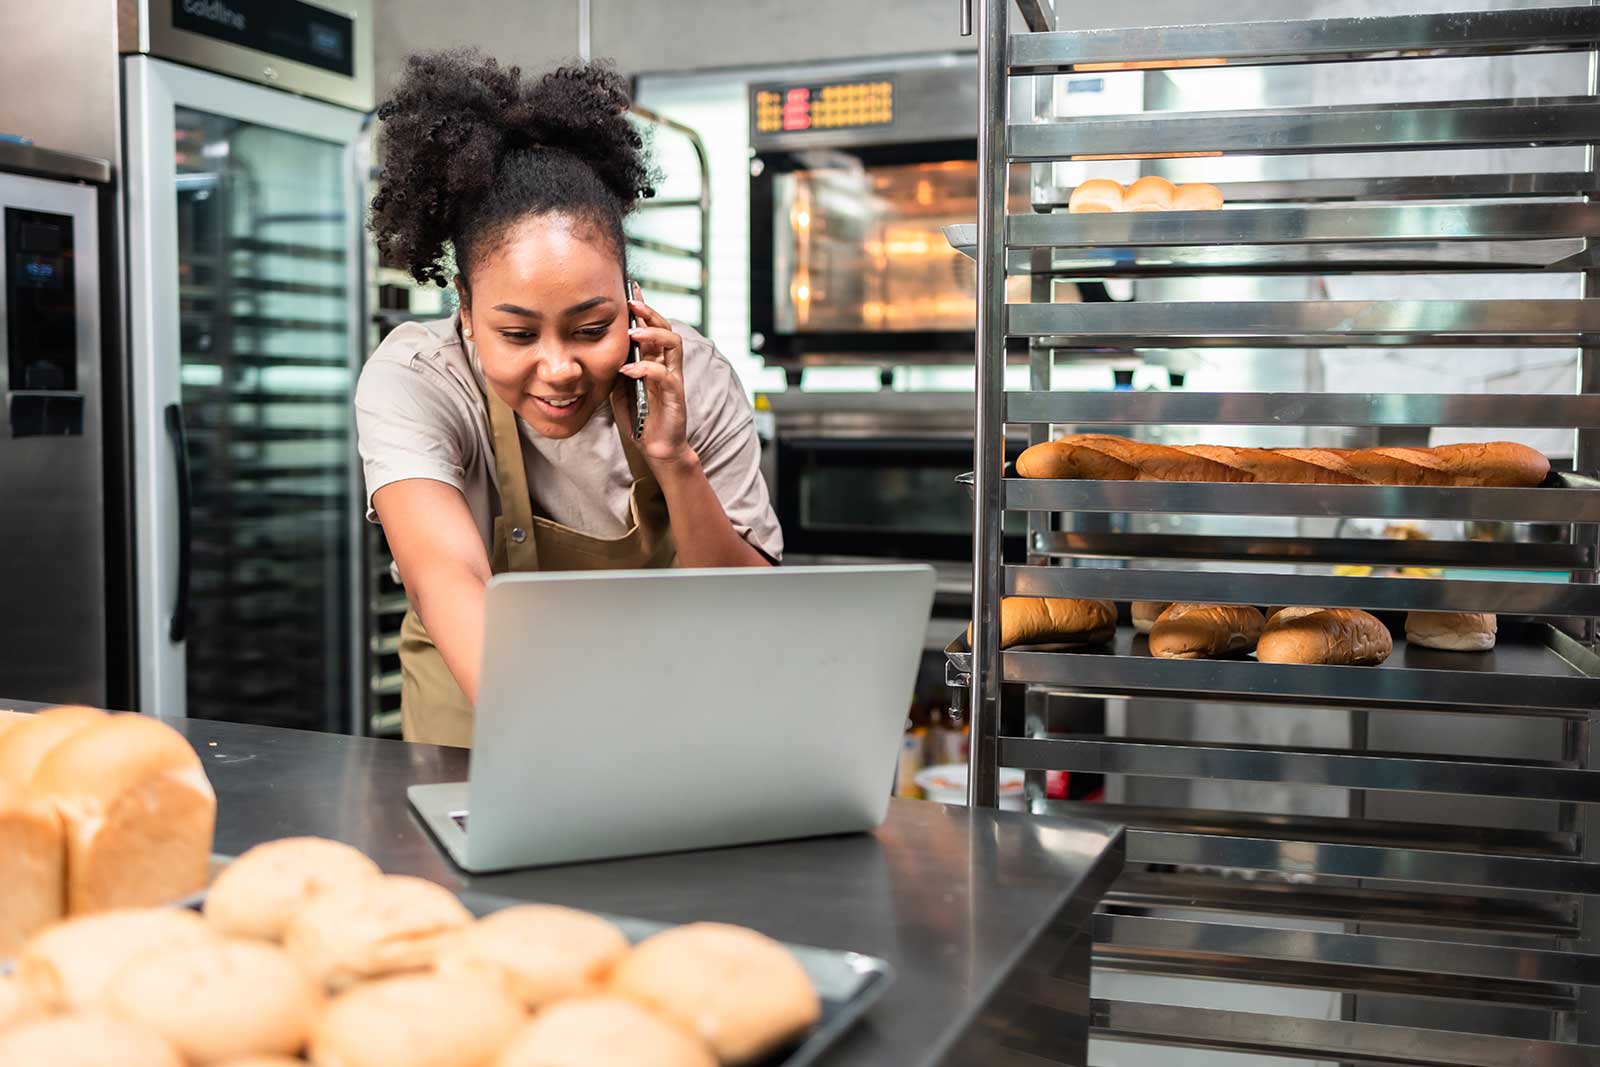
370;49;655;287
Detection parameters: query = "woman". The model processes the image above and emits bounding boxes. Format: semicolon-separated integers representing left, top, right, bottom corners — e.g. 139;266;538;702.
356;51;781;747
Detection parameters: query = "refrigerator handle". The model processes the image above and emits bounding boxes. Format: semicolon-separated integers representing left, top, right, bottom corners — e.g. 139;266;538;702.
164;403;192;644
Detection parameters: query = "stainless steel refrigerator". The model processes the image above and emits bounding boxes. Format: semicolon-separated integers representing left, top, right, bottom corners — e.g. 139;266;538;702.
123;0;373;730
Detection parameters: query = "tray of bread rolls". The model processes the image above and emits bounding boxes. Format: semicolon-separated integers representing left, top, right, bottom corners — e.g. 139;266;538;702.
947;602;1600;715
0;834;894;1067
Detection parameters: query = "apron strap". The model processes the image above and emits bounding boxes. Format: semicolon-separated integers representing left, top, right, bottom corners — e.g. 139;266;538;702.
485;386;541;571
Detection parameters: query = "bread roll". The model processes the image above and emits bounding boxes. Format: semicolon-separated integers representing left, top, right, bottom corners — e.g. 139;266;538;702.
1406;611;1497;652
214;1059;308;1067
1173;182;1223;210
1148;604;1265;660
1124;175;1176;211
0;779;63;958
17;907;216;1012
1066;178;1124;213
308;973;524;1067
610;922;820;1066
29;713;215;914
1131;602;1171;634
0;705;104;787
0;1014;183;1067
495;996;716;1067
970;597;1116;649
1257;608;1392;666
206;836;382;942
0;975;43;1033
284;874;473;991
106;939;322;1064
436;904;629;1010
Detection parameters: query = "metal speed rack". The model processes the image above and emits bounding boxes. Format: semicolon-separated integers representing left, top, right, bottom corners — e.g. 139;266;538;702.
951;4;1600;1064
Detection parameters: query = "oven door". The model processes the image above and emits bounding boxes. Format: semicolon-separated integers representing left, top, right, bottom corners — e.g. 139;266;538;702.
751;144;1031;364
774;434;1025;563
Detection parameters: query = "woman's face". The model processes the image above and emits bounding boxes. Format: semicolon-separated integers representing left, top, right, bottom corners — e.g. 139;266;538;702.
458;215;629;439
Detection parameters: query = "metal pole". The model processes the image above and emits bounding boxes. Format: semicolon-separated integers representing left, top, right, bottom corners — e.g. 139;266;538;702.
968;0;1008;809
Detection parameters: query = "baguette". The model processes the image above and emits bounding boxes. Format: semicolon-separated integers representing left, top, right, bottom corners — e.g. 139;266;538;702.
1148;604;1265;660
1017;436;1548;489
1257;608;1392;665
1406;611;1497;652
969;597;1116;650
1131;601;1171;634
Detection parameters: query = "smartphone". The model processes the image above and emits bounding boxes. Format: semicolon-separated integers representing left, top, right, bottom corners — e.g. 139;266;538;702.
625;276;647;439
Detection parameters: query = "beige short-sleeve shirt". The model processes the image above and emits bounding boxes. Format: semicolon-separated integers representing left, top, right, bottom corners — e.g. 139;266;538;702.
354;314;783;567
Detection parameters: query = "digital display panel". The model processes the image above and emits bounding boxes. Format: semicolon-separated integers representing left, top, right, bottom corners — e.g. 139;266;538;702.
754;78;895;135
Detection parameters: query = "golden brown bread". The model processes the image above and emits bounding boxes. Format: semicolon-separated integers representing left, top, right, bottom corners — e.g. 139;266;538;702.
1066;178;1124;213
1173;182;1223;210
1017;436;1548;488
435;904;630;1010
28;713;215;914
495;996;716;1067
1257;608;1392;665
308;972;524;1067
1148;604;1265;659
205;836;383;942
0;779;64;958
1405;611;1497;652
1124;175;1176;211
0;706;105;787
969;597;1117;649
0;1013;184;1067
18;907;217;1012
284;874;473;991
1131;601;1171;634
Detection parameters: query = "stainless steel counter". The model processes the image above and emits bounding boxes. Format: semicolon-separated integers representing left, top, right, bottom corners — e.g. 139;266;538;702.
2;704;1123;1067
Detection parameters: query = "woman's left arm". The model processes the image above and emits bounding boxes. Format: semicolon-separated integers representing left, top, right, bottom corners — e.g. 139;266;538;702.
615;293;772;568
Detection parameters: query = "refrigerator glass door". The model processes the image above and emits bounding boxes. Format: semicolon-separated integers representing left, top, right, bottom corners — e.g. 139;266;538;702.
126;57;365;731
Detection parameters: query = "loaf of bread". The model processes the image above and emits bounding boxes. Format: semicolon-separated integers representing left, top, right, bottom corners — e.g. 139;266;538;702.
610;922;820;1066
1124;175;1176;211
1257;608;1392;665
0;705;105;786
1131;601;1171;634
969;597;1117;649
1067;178;1124;213
1017;434;1549;489
0;779;63;959
28;713;215;914
1148;604;1265;659
1406;611;1497;652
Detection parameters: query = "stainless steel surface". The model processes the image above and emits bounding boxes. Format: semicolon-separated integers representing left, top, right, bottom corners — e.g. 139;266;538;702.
1092;1000;1599;1066
120;0;375;112
1004;475;1600;522
971;626;1600;713
64;713;1124;1067
750;55;977;153
1004;735;1600;802
1033;172;1597;208
1032;529;1593;570
968;0;1007;812
628;105;710;334
1006;389;1600;427
1006;563;1600;617
1012;7;1600;73
0;141;111;186
1008;299;1600;345
1095;912;1600;987
1010;98;1600;161
0;171;107;706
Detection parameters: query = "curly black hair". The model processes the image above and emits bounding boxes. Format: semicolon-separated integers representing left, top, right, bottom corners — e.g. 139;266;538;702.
369;49;656;291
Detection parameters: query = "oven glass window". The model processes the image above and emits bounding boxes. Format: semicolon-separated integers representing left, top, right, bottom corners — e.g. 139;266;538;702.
771;161;1028;334
798;462;1024;536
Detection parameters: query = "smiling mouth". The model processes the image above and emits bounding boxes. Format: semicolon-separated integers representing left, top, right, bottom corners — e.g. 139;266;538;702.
531;394;584;418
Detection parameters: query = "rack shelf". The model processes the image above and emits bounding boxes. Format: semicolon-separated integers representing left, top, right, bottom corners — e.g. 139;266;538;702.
1005;390;1600;427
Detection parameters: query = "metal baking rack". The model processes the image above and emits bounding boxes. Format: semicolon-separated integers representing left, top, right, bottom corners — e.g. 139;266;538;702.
955;4;1600;1063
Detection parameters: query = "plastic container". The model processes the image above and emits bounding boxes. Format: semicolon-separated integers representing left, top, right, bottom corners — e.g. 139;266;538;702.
915;764;1026;811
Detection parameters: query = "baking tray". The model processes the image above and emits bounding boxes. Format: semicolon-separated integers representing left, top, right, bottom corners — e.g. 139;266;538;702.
4;884;893;1067
945;622;1600;715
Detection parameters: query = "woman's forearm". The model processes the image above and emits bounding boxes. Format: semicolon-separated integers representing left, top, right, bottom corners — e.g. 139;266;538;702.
652;449;770;568
412;561;490;703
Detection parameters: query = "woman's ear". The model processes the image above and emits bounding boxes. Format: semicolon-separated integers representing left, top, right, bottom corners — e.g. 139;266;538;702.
455;278;473;339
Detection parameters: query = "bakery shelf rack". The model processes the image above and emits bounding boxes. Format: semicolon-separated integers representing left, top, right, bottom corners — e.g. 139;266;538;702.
954;4;1600;1063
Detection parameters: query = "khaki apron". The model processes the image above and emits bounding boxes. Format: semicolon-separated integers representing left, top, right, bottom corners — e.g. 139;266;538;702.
398;386;676;746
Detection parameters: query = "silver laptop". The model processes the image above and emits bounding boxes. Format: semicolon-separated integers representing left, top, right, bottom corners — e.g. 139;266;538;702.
408;565;935;873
